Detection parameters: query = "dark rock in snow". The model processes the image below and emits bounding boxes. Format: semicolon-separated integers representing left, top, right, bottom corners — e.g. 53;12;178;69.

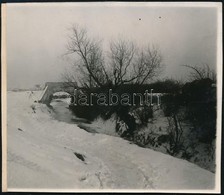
74;152;86;162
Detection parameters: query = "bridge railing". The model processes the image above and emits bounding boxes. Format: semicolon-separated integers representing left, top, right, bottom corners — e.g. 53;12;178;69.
39;85;48;103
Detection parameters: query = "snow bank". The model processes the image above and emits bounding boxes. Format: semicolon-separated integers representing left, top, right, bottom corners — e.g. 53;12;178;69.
80;115;118;136
7;91;217;192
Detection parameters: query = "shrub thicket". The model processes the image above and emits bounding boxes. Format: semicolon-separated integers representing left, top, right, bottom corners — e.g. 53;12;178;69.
161;78;216;144
182;78;216;143
69;78;216;144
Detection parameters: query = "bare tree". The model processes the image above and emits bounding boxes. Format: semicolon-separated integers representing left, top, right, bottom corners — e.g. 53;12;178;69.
109;39;137;86
64;25;163;88
109;39;163;86
134;45;163;85
66;25;109;88
182;64;216;82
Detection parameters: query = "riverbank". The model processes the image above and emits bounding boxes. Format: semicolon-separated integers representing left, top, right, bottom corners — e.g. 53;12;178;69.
6;91;216;191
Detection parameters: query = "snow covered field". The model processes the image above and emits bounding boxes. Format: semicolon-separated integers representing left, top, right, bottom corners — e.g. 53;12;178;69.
6;91;217;192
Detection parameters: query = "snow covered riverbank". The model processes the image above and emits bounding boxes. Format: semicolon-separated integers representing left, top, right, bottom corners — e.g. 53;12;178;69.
6;91;217;192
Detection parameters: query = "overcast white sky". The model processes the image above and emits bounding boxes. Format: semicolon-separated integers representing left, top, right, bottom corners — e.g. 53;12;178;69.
6;2;220;89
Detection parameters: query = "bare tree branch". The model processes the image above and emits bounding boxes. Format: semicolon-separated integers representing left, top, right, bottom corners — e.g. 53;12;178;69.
63;25;163;88
182;64;216;82
66;25;108;87
134;45;163;85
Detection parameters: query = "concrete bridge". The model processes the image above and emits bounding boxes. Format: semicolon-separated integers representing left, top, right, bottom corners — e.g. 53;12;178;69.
39;82;76;104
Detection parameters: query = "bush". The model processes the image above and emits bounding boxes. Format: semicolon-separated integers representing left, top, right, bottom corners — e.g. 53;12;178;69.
182;78;216;143
161;78;216;144
115;114;136;138
166;115;184;155
161;93;183;117
130;105;153;125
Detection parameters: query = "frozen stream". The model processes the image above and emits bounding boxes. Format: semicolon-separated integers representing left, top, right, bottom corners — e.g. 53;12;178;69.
50;99;75;123
50;99;90;124
50;98;94;134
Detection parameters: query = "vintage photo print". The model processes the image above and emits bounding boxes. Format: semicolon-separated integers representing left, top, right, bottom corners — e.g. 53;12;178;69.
1;2;222;193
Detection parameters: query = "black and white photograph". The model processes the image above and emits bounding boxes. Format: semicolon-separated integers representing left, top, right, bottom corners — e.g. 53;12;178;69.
2;2;222;193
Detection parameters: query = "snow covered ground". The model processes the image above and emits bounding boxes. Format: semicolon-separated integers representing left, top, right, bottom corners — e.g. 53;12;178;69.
6;91;217;192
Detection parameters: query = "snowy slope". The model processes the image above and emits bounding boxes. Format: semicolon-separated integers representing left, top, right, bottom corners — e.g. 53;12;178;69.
7;91;216;192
